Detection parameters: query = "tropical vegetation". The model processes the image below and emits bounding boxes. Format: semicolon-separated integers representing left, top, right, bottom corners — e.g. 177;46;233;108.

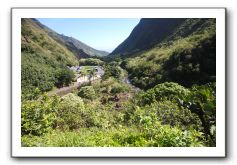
21;18;216;147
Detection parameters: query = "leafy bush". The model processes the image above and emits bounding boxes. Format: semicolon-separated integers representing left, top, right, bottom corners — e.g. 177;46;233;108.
110;83;130;94
123;101;201;131
21;63;55;94
180;83;216;145
21;95;59;136
22;88;41;101
103;64;122;80
136;82;190;106
56;93;85;130
78;86;96;100
55;68;75;88
150;125;204;147
151;101;202;130
57;93;113;129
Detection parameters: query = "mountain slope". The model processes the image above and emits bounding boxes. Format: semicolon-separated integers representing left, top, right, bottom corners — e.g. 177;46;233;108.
111;18;186;55
21;18;79;94
55;34;109;58
120;18;216;89
21;18;109;95
32;19;109;58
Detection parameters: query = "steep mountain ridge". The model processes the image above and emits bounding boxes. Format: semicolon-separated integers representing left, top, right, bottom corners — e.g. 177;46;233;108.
111;18;186;55
120;18;216;89
21;18;78;94
56;34;109;58
110;18;215;58
21;18;109;94
32;18;109;58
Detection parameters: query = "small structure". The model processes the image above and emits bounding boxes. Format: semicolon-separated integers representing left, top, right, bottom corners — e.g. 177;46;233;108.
69;65;105;83
77;76;89;83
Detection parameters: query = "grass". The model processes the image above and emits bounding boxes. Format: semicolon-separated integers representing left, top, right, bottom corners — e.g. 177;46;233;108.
79;66;95;75
22;125;204;147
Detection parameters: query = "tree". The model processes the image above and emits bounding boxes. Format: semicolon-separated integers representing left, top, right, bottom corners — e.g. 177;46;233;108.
55;68;75;88
56;93;85;130
89;68;97;82
178;83;216;145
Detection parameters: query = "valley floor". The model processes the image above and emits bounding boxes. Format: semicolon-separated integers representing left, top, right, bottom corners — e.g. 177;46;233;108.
21;64;216;147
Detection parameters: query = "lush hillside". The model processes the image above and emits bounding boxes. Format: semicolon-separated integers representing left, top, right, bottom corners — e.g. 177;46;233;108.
21;18;109;96
111;18;186;56
32;19;109;57
55;34;109;58
21;18;78;95
120;18;216;89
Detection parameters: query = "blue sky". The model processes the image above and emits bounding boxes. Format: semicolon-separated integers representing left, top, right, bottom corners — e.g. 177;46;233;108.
37;18;140;52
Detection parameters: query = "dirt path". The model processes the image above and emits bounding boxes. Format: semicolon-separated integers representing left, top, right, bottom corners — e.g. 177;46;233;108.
47;82;81;96
48;65;105;97
47;66;138;97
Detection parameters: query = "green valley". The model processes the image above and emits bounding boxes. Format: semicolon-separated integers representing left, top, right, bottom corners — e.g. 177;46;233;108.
21;18;216;147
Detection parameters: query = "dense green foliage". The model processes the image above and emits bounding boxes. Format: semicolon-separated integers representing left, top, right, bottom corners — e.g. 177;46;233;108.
123;19;216;89
111;18;186;55
79;58;105;66
22;124;204;147
136;82;190;106
22;81;215;147
21;95;59;136
56;93;86;130
78;86;96;100
102;63;123;80
55;69;75;88
21;19;77;96
21;18;216;147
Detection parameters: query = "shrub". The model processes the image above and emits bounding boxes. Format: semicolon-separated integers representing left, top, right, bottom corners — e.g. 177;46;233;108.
56;93;85;130
103;64;122;80
55;68;75;88
21;95;59;136
78;86;96;100
124;101;202;131
21;63;55;94
150;101;202;130
151;125;204;147
181;83;216;145
136;82;190;106
56;93;112;130
110;83;130;94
